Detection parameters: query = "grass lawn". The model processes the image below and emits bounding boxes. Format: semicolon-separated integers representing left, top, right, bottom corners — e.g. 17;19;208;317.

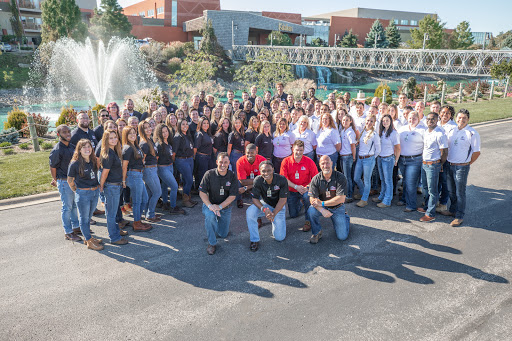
0;151;55;200
446;97;512;124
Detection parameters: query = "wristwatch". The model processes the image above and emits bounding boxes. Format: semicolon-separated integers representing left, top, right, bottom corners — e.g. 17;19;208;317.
244;186;248;191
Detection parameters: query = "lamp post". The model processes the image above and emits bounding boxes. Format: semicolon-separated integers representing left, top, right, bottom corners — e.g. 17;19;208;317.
423;33;429;49
231;21;238;49
483;32;491;50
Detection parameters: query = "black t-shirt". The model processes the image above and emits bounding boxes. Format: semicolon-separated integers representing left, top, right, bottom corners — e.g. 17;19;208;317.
93;125;104;142
101;148;123;183
140;140;157;166
273;92;288;102
94;144;102;159
140;112;151;121
255;133;273;159
68;160;99;188
199;169;238;205
173;133;194;158
188;121;199;136
251;174;289;208
199;100;207;110
161;103;178;114
49;141;76;179
195;131;213;155
210;120;219;136
249;96;256;106
308;171;347;209
213;131;228;153
263;100;271;108
244;110;257;122
228;131;245;153
70;128;98;149
245;129;258;144
155;141;173;165
122;145;144;170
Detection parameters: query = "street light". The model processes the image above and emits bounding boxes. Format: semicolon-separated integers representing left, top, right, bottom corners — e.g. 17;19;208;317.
423;33;429;49
231;21;238;49
483;32;491;50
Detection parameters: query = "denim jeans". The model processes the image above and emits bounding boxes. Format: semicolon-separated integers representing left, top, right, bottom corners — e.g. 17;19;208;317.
104;183;122;242
246;202;286;242
143;167;162;219
158;164;178;208
57;180;79;234
287;191;311;222
340;155;354;199
378;156;395;206
304;151;315;162
438;161;449;205
371;160;380;190
421;162;441;217
98;170;105;204
175;157;194;196
308;205;350;240
202;204;231;246
74;188;100;241
354;155;376;201
126;170;148;221
317;152;338;171
398;155;422;210
195;153;211;190
447;164;470;219
230;150;244;200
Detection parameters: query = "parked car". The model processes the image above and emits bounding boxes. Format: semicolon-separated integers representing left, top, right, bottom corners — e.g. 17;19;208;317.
1;43;13;52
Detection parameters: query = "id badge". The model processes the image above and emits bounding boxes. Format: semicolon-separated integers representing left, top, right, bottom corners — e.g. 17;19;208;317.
90;170;95;179
267;188;272;197
326;191;331;198
220;187;224;196
295;172;299;180
250;172;254;179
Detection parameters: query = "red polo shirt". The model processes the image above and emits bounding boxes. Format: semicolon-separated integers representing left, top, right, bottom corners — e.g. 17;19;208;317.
236;154;267;180
280;155;318;192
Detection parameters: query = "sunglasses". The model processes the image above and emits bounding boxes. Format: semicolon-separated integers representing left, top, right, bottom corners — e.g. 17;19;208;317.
100;115;109;118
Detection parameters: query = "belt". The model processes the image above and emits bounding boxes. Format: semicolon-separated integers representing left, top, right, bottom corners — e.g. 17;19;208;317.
359;154;374;159
379;155;394;158
145;165;157;168
196;152;209;156
176;156;192;159
129;169;143;172
77;186;98;191
450;162;470;166
423;160;440;165
158;164;171;167
106;182;122;186
56;178;67;180
401;154;422;159
340;154;352;157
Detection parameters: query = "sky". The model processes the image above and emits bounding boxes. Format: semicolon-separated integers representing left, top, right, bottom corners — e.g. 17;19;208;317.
116;0;511;36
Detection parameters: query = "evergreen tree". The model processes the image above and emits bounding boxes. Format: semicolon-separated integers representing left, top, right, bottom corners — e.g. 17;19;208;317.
89;0;132;42
364;19;389;48
266;30;292;46
310;37;328;47
449;21;474;49
199;20;225;58
385;19;401;48
9;0;24;42
41;0;87;43
337;29;358;48
408;15;446;49
503;35;512;49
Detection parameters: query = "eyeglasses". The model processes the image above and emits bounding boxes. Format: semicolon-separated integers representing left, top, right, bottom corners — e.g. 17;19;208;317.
100;115;109;118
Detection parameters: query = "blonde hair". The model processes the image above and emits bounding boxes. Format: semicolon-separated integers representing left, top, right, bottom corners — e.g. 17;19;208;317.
363;116;376;144
274;118;289;137
297;115;311;131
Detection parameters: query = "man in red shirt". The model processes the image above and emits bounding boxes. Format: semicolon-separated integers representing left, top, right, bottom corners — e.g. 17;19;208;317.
280;140;318;232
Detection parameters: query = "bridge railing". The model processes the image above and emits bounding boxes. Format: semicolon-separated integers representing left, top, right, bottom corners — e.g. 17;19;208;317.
232;45;512;77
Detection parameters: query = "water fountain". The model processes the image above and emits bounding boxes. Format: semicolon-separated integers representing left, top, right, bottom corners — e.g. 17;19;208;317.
295;65;310;79
315;66;332;84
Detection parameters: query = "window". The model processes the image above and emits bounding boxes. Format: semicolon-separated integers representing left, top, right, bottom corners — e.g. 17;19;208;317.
401;19;408;25
157;7;164;15
410;20;418;26
139;11;145;17
171;0;177;26
394;19;399;24
147;9;154;17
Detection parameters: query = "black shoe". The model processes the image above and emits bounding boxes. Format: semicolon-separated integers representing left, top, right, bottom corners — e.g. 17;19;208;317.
162;202;171;210
156;198;163;209
169;206;186;215
250;242;259;252
65;233;82;242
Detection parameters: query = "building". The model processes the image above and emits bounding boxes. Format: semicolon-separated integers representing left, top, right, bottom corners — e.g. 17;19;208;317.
472;32;493;46
123;0;312;48
304;7;437;46
0;0;96;45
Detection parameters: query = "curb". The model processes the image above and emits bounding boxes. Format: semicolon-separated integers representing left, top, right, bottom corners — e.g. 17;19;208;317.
472;117;512;127
0;190;60;211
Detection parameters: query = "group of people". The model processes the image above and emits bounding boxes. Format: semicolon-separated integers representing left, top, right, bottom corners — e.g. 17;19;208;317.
49;84;481;254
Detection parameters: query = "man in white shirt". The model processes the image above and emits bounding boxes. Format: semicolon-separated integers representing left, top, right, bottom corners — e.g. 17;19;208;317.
352;102;367;133
397;93;408;123
441;109;481;226
309;101;323;134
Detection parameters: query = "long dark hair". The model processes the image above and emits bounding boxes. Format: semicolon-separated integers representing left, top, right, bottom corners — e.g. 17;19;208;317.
71;139;98;178
138;121;156;156
198;116;211;136
379;114;395;138
153;123;172;158
176;118;191;138
231;117;245;139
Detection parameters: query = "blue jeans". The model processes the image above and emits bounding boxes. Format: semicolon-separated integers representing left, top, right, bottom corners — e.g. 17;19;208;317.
126;170;148;221
308;205;350;240
354;155;376;201
378;156;395;206
202;204;231;246
398;155;422;210
304;151;315;162
230;150;244;200
287;191;311;222
447;164;470;219
195;153;212;189
57;180;79;234
317;152;338;171
371;159;379;190
340;155;354;199
158;164;178;208
438;162;449;205
175;157;194;195
421;162;441;217
246;202;286;242
74;188;100;241
143;167;162;219
104;183;122;242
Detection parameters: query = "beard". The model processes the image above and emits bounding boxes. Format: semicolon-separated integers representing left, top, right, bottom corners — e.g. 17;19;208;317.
79;122;89;129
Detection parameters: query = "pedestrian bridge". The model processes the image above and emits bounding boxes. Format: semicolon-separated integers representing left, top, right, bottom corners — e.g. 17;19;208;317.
232;45;512;77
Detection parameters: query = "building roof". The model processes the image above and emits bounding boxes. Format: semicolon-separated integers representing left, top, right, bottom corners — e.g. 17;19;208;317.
308;7;434;20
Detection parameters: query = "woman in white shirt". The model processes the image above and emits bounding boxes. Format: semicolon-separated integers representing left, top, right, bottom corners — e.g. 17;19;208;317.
354;115;381;207
437;105;457;212
374;114;400;208
272;117;296;172
293;115;317;160
397;111;425;211
315;113;341;170
338;113;358;202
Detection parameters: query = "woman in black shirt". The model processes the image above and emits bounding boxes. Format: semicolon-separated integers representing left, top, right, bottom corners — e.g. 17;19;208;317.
67;139;102;250
245;116;260;147
173;119;197;208
194;117;214;191
228;117;245;207
139;121;162;223
213;117;231;156
255;120;273;160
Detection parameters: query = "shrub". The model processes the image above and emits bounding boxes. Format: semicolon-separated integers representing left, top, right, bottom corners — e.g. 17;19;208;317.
3;148;14;155
0;141;12;147
40;142;53;150
463;80;490;95
162;41;194;60
167;57;182;74
400;77;417;100
426;93;441;102
125;87;162;113
140;41;165;67
283;79;316;100
4;108;27;131
19;142;29;149
92;103;105;112
22;113;50;137
374;83;393;104
415;83;437;98
55;106;76;126
0;127;20;144
173;81;226;103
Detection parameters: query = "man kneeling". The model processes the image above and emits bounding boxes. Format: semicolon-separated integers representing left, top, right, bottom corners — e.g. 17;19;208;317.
307;155;350;244
246;161;288;251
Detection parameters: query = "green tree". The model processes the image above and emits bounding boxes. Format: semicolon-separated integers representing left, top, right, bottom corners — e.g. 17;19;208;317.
374;83;393;103
490;60;512;80
495;30;512;48
199;20;225;58
401;77;417;100
449;21;474;49
169;51;220;86
234;49;294;90
337;29;358;48
385;19;401;48
41;0;87;43
408;15;446;49
89;0;132;42
9;0;24;42
310;38;328;47
364;19;389;48
266;30;292;46
502;35;512;49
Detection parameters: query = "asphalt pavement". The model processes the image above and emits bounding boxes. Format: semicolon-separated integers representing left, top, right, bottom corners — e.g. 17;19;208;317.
1;120;511;340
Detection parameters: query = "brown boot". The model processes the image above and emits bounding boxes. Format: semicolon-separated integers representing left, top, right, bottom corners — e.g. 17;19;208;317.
182;194;196;208
85;238;104;251
133;220;152;232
